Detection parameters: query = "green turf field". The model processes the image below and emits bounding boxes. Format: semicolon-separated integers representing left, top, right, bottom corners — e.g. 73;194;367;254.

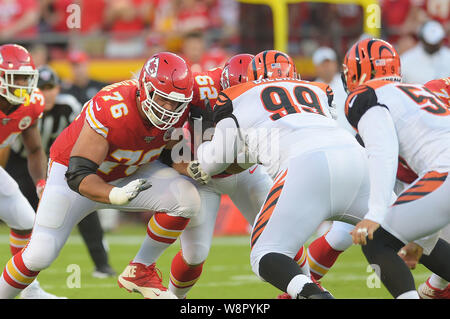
0;223;432;299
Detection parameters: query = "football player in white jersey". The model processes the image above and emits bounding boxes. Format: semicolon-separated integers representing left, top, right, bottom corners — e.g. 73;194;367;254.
177;50;383;299
343;38;450;299
166;54;310;298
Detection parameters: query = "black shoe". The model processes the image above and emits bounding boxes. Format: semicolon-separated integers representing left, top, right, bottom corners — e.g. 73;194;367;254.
92;265;116;278
296;283;335;299
306;291;335;299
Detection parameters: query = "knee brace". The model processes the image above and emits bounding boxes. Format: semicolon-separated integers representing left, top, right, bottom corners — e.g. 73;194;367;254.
325;221;354;251
21;232;60;271
181;243;210;266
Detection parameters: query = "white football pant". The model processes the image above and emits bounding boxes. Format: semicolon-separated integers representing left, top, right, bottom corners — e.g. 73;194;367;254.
21;160;200;271
0;166;35;230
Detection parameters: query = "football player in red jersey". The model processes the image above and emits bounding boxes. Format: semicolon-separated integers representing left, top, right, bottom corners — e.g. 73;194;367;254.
166;54;310;298
0;52;201;299
0;44;65;299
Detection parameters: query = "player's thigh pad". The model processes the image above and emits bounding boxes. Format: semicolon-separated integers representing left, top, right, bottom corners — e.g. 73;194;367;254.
113;161;200;218
24;162;98;270
0;167;35;229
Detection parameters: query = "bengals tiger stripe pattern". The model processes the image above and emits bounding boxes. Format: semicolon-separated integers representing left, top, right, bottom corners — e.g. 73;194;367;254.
393;171;448;206
251;169;288;248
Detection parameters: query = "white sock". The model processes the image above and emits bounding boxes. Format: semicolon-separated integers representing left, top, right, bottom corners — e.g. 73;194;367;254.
397;290;420;299
132;235;169;266
0;275;23;299
428;274;448;290
286;274;312;299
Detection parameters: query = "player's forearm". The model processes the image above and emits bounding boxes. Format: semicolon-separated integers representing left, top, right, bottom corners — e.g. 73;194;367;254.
27;147;48;184
78;174;114;204
196;118;239;176
358;107;399;223
197;141;232;175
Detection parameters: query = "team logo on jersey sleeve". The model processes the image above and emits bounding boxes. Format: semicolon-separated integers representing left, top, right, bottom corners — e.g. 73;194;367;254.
146;57;160;78
18;116;32;130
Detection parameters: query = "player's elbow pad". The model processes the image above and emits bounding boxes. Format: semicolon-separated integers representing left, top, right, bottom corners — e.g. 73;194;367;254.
65;156;99;194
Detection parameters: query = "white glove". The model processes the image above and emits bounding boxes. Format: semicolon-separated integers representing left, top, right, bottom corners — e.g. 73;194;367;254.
187;160;211;184
109;179;152;205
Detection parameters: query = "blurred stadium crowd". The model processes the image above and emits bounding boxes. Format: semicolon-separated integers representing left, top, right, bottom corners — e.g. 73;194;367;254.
0;0;447;70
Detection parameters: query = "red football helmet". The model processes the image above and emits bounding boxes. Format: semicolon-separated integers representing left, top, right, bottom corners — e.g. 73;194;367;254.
220;53;254;89
0;44;38;105
247;50;297;81
342;38;401;92
139;52;194;130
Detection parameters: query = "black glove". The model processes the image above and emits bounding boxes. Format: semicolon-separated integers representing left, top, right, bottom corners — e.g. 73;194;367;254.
202;98;215;134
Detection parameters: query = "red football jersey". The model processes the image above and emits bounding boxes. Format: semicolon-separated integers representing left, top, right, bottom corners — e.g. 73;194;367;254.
424;77;450;106
186;67;223;154
186;67;232;178
191;67;223;108
0;89;44;148
50;79;188;182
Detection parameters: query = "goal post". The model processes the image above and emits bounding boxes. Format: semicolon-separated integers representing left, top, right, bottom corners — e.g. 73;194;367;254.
236;0;381;52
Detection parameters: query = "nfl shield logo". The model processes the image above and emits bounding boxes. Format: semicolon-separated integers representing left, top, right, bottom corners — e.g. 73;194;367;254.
2;118;10;125
144;136;155;143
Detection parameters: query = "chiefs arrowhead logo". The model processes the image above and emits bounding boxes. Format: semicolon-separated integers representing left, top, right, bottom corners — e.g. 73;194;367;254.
145;57;159;78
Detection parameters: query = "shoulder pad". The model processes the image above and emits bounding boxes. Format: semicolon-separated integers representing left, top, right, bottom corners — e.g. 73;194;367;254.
213;92;233;123
345;85;387;129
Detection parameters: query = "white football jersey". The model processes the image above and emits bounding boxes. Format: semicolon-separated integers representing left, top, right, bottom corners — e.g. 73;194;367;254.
203;77;359;178
346;80;450;176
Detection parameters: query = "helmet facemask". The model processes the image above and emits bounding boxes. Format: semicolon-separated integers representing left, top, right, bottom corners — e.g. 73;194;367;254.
0;66;38;105
141;80;192;130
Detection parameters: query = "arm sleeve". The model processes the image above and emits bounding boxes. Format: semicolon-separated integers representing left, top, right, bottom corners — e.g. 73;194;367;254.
357;106;399;224
197;117;240;176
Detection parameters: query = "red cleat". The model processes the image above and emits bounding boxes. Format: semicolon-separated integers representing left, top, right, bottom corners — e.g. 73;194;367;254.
118;261;177;299
418;279;450;299
435;285;450;299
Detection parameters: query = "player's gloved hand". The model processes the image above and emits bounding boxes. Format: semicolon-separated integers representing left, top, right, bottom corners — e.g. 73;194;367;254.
109;179;152;205
201;98;216;140
36;179;46;199
187;160;210;184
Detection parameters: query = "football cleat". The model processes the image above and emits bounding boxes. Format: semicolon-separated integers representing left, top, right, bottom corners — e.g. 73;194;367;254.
296;283;334;299
418;279;450;299
277;278;333;299
297;277;334;299
276;293;292;299
20;280;67;299
118;261;177;299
